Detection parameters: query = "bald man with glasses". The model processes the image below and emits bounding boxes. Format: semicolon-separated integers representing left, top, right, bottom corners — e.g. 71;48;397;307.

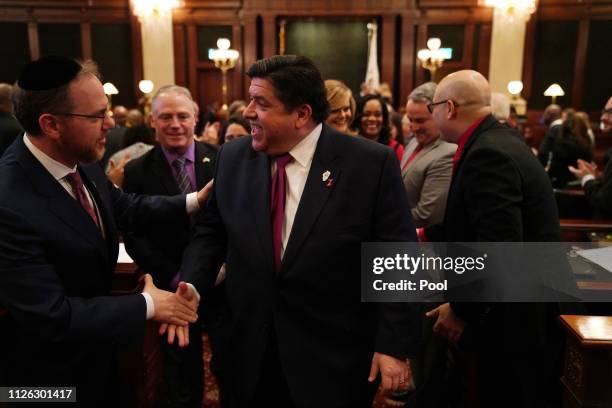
422;70;564;407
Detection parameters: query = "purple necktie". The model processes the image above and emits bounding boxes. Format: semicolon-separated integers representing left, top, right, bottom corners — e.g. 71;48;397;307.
65;171;100;229
271;153;293;272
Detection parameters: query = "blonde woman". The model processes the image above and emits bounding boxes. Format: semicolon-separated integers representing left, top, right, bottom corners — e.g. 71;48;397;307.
324;79;356;135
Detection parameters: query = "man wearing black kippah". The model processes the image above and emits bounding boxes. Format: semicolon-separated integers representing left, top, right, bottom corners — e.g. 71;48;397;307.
0;56;212;406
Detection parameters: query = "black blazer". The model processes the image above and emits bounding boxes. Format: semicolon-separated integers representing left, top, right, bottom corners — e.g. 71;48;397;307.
0;111;23;158
122;141;217;289
427;115;560;243
0;137;185;406
425;115;561;327
181;125;420;406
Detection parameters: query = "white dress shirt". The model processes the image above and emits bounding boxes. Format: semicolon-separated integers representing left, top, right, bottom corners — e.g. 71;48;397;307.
271;123;322;259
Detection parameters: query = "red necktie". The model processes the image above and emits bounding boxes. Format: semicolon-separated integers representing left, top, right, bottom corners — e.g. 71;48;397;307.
65;171;100;229
401;144;423;175
271;154;293;272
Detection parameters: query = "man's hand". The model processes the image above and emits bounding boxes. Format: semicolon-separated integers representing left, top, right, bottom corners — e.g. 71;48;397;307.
106;153;131;187
425;302;465;343
368;352;411;392
569;159;598;180
158;281;199;347
196;179;214;208
142;274;198;326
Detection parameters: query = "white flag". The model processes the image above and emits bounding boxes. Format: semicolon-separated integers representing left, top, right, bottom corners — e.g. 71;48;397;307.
365;23;380;91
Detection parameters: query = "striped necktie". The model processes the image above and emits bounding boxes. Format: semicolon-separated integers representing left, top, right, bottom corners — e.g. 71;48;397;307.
172;157;193;194
65;171;100;229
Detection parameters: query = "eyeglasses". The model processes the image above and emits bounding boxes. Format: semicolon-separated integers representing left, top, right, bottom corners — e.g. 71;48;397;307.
51;111;112;130
52;112;110;120
603;108;612;115
427;100;460;114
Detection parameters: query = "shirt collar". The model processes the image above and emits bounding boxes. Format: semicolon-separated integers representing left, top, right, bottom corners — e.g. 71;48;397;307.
23;133;76;181
288;123;322;168
161;140;195;165
550;118;563;128
456;115;488;153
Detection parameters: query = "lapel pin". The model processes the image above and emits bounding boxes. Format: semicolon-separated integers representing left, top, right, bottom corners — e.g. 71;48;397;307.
322;170;331;182
202;157;211;163
325;178;334;188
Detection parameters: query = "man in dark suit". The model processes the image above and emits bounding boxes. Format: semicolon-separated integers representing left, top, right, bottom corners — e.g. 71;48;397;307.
423;70;563;407
569;96;612;218
123;85;217;408
0;56;205;406
175;55;421;408
0;83;23;158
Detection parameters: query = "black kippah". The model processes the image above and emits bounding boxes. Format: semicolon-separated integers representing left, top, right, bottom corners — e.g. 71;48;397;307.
17;55;81;91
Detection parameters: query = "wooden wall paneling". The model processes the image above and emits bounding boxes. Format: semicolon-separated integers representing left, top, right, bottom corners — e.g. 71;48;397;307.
174;24;187;86
242;13;257;98
128;5;143;102
28;21;39;60
419;8;492;23
81;22;92;60
232;21;243;102
571;18;589;110
477;23;491;79
261;14;276;57
462;23;474;69
197;68;224;112
521;15;537;101
187;23;199;102
415;22;428;85
380;14;397;90
399;13;415;107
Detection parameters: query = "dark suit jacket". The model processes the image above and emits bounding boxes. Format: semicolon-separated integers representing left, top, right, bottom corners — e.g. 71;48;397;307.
0;137;186;406
181;124;420;407
122;141;217;289
425;115;561;325
0;111;23;158
584;147;612;218
424;115;565;404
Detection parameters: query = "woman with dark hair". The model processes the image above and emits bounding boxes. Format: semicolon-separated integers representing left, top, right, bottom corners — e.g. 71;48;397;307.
354;94;404;162
221;115;251;144
547;109;593;188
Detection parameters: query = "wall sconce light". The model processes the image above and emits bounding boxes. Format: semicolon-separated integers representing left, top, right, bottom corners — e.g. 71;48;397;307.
138;79;155;117
417;38;446;77
103;82;118;108
507;80;527;117
132;0;180;22
544;83;565;105
210;38;240;110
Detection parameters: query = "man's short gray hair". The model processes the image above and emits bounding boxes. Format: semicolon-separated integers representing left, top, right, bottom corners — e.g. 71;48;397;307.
152;85;194;105
408;82;437;104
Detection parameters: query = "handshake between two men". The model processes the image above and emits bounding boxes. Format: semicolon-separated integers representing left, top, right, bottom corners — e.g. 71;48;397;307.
141;273;200;348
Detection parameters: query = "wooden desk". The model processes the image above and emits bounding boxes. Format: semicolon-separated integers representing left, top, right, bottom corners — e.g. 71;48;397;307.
560;219;612;242
559;315;612;408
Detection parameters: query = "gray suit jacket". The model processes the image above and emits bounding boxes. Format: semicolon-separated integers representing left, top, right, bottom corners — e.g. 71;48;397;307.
402;137;456;227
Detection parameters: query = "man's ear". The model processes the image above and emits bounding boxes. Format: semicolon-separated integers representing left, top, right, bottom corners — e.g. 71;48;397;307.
447;100;457;120
38;114;62;140
294;104;313;128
